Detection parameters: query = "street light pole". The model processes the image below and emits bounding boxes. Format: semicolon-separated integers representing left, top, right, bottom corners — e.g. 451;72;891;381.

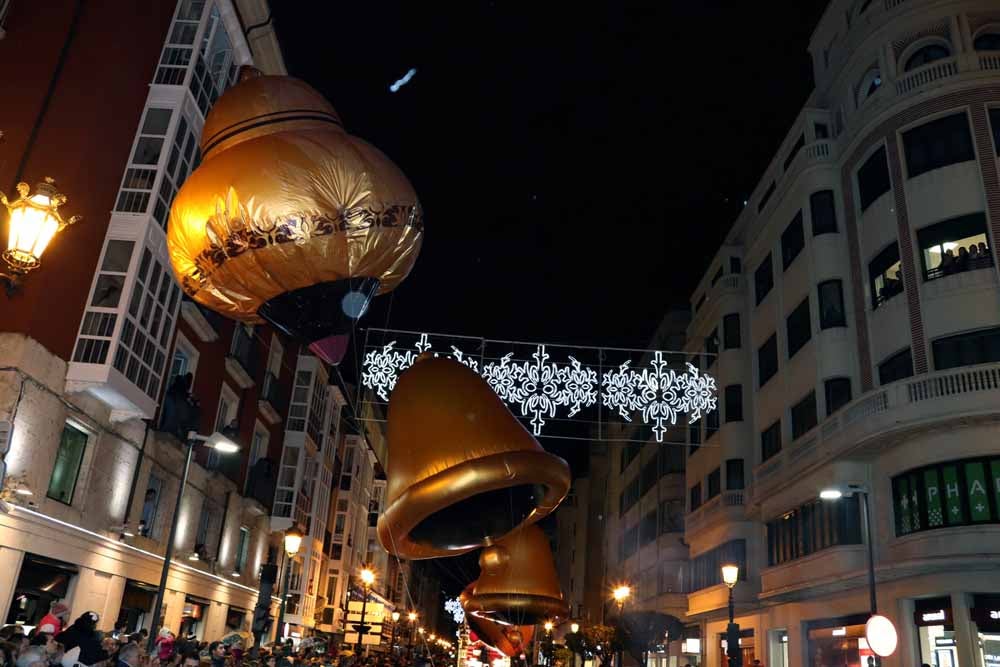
722;564;741;667
391;611;400;655
275;527;303;644
146;441;194;654
612;585;630;667
860;491;877;615
355;567;375;657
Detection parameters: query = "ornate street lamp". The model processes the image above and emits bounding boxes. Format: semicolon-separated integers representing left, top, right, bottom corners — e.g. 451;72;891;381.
722;564;741;667
408;611;418;655
391;611;401;653
0;178;80;295
612;585;630;667
274;526;304;642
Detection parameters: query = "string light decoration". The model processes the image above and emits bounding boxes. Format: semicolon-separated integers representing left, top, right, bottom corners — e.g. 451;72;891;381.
360;329;718;443
445;597;466;625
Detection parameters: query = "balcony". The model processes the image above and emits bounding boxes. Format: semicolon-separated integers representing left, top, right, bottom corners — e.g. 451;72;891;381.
225;325;256;389
752;362;1000;504
690;274;744;331
258;371;286;424
894;58;958;96
180;297;221;343
685;489;746;537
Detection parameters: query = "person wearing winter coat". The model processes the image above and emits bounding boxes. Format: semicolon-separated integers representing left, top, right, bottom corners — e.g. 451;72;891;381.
36;603;70;636
155;629;176;663
54;613;107;667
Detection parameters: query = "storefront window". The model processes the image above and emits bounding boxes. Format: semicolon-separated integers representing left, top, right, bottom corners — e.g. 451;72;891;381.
4;554;76;628
972;595;1000;667
768;630;789;667
719;629;754;667
115;580;157;634
892;455;1000;536
914;598;959;667
805;615;870;667
180;597;208;639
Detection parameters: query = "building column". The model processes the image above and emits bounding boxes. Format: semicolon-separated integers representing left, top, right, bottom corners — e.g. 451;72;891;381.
897;598;919;667
951;592;980;667
203;600;229;642
70;567;119;630
161;589;186;638
101;575;127;632
0;547;25;622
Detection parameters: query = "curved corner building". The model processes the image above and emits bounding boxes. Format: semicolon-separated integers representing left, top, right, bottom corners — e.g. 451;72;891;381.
645;1;1000;666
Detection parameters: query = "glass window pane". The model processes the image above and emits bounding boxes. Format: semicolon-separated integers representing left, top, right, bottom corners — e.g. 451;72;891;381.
141;108;172;136
819;280;846;329
824;378;852;415
47;424;88;504
101;240;134;273
858;146;891;212
786;297;812;358
133;137;165;165
91;275;125;308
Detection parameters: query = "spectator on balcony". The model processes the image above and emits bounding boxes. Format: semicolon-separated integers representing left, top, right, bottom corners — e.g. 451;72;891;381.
160;373;201;441
957;245;969;271
979;241;989;257
941;248;956;275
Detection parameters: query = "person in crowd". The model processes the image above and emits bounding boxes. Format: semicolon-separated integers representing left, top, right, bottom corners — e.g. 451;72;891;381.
117;642;141;667
14;646;46;667
970;243;981;261
0;642;16;667
208;642;226;667
37;605;70;637
957;245;970;271
28;632;61;667
155;630;175;664
979;241;989;256
941;247;956;274
55;612;108;667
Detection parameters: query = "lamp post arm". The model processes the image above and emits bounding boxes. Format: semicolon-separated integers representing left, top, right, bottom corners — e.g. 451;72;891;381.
147;440;195;653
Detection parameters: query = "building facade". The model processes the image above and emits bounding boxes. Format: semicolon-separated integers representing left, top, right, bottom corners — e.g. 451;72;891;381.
0;0;303;642
679;2;1000;667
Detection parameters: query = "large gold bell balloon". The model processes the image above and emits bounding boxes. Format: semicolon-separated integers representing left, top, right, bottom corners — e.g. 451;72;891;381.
167;67;422;364
463;524;569;625
377;356;570;559
461;584;534;658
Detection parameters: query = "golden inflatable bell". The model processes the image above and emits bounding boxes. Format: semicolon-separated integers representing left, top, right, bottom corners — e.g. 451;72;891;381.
463;524;569;625
461;584;533;658
167;67;422;364
377;356;571;559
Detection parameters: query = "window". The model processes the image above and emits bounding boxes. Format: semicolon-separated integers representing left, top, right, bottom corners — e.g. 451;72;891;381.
781;211;805;270
903;42;951;71
784;134;806;171
116;108;172;214
729;257;742;274
903;113;975;178
705;327;718;357
725;384;743;422
195;500;214;550
690;483;702;511
754;254;774;305
726;459;745;490
766;496;861;566
974;32;1000;51
711;267;723;286
140;473;163;538
758;334;778;387
47;423;89;505
688;423;700;456
640;458;658;496
235;527;250;574
857;146;891;212
815;122;830;139
791;391;818;439
657;444;684;476
990;108;1000;156
723;313;741;349
786;297;812;358
857;67;883;104
640;509;658;545
659;499;685;534
869;242;903;308
758;182;777;212
689;540;746;591
761;420;782;462
818;280;846;329
825;378;852;416
707;468;721;500
622;524;638;561
879;348;914;385
249;424;269;469
705;405;719;440
72;239;138;365
892;454;1000;536
810;190;837;235
917;213;992;280
932;327;1000;370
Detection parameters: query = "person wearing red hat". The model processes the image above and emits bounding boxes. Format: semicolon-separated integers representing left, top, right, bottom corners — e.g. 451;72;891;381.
36;603;69;635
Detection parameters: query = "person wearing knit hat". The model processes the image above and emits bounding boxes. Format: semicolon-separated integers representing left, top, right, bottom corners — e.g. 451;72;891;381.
37;603;70;636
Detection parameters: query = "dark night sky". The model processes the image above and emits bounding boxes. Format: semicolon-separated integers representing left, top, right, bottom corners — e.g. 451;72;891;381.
272;2;829;604
272;1;829;350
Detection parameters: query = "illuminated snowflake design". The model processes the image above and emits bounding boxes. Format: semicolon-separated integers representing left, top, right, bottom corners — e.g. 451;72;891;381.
445;597;465;625
361;342;415;401
361;334;479;401
602;354;717;442
481;345;598;435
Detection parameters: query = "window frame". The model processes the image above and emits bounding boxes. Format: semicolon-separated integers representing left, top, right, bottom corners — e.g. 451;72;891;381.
902;111;975;179
168;330;200;390
761;420;782;463
931;326;1000;371
724;384;743;422
878;347;914;386
869;241;903;309
901;39;952;72
723;313;741;350
790;391;818;440
781;211;805;270
810;190;838;236
786;297;812;359
916;213;992;281
754;254;774;306
758;334;779;388
726;459;745;491
46;420;93;506
857;145;891;213
707;468;721;500
818;279;847;329
824;377;852;416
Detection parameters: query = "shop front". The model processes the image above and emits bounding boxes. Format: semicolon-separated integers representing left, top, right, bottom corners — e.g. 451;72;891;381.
971;595;1000;667
114;580;158;634
718;628;754;667
180;595;211;639
804;614;872;667
913;597;959;667
4;553;76;630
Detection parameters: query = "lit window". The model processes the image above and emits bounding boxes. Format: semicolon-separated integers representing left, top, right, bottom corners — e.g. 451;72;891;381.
918;213;992;281
869;242;903;308
47;423;89;505
904;42;951;71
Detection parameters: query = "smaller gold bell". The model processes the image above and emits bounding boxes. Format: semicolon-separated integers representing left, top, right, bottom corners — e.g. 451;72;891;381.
461;583;534;658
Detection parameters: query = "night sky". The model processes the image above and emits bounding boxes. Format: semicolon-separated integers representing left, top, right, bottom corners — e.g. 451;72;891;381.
272;2;830;604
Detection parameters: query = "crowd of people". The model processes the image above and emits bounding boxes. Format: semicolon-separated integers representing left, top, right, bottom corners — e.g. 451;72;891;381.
0;605;441;667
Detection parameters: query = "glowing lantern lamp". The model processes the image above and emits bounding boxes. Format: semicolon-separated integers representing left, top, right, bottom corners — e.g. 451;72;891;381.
865;614;898;657
167;67;422;364
0;178;81;295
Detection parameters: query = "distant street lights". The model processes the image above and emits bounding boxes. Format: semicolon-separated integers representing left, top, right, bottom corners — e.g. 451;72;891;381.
722;564;741;667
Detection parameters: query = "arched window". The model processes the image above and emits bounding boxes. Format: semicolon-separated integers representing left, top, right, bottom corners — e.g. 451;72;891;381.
857;67;883;105
904;42;951;71
974;32;1000;51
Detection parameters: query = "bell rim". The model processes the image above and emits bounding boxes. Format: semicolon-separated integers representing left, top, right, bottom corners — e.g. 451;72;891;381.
465;594;570;624
377;448;570;559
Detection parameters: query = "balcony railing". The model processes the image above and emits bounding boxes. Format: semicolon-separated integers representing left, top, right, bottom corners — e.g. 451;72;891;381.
685;489;746;535
895;58;959;96
752;362;1000;502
